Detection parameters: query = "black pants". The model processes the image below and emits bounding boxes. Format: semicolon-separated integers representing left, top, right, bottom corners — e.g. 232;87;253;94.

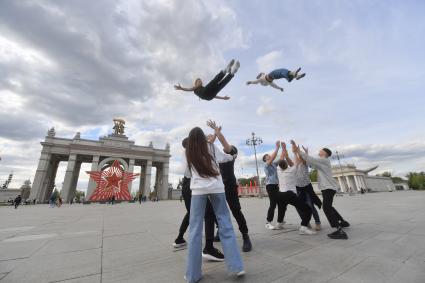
224;184;249;235
277;191;312;227
204;71;234;98
266;184;285;223
321;189;344;228
296;183;322;208
177;178;215;246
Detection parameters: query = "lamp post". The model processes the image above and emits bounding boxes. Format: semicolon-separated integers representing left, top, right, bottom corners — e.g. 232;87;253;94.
246;132;262;196
332;151;347;194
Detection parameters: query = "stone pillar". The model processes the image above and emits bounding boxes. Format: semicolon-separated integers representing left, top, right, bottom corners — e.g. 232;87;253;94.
346;176;354;193
30;151;53;202
159;162;170;200
143;160;152;197
337;177;344;192
353;175;360;192
359;175;367;192
154;165;162;198
43;159;60;202
86;155;100;199
61;154;79;203
127;158;135;195
138;164;145;196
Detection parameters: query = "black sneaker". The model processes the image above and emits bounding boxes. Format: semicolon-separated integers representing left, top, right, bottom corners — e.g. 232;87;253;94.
202;247;225;262
213;232;220;242
340;220;350;228
327;228;348;240
242;234;252;252
173;238;187;248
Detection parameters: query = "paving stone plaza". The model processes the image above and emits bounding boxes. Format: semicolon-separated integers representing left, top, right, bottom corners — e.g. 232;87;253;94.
0;191;424;283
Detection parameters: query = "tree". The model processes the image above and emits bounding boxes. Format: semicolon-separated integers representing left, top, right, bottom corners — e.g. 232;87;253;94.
406;172;425;190
377;172;407;184
75;190;85;202
309;169;318;182
377;171;392;178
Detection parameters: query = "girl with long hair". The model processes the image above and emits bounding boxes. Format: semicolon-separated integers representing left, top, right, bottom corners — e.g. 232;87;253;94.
184;127;244;283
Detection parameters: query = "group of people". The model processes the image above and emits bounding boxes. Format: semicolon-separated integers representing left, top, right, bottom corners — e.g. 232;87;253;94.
262;140;350;239
174;120;351;283
49;194;62;208
175;59;306;101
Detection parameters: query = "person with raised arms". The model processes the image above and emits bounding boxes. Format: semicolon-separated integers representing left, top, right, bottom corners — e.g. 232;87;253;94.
276;141;316;235
290;140;322;231
206;120;252;252
263;141;286;230
292;141;350;239
173;137;225;262
184;127;244;283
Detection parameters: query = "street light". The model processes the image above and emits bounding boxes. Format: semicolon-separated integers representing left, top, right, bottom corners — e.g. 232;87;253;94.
332;151;348;194
246;132;262;196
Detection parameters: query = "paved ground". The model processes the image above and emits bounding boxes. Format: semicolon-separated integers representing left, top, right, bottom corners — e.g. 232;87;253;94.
0;191;424;283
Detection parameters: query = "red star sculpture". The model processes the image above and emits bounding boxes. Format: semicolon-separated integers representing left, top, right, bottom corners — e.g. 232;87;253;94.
86;160;140;201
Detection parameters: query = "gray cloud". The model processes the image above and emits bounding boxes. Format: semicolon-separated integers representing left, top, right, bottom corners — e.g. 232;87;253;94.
0;0;244;127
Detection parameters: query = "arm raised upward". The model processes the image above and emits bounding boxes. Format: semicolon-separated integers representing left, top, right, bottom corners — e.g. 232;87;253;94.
206;120;232;153
266;141;281;166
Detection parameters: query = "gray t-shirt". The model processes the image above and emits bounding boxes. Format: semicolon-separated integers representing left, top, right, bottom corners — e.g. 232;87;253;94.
295;162;311;187
264;161;279;185
299;152;339;191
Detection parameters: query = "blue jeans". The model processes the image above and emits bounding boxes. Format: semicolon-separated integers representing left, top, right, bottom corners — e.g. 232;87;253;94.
185;193;244;283
268;68;291;81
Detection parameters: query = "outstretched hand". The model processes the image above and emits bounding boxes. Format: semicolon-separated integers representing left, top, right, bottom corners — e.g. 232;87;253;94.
291;140;300;153
302;145;309;154
246;81;251;85
174;84;182;90
207;120;222;134
223;96;230;100
275;141;281;149
280;88;284;92
281;141;287;151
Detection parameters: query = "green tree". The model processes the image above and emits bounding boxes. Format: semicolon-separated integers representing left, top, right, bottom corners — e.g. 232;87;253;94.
309;169;318;182
74;190;85;202
406;172;425;190
377;172;405;183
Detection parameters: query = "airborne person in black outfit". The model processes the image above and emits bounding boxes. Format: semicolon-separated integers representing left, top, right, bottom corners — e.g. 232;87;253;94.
207;120;252;252
174;59;240;101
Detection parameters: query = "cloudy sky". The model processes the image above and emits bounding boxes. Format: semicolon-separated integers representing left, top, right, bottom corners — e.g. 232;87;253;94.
0;0;424;192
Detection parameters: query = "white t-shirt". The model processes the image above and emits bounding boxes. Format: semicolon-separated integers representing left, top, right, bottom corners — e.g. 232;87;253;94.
277;166;297;193
250;74;282;90
183;143;234;195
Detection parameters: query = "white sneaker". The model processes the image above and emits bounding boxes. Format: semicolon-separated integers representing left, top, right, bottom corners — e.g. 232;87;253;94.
265;222;275;230
299;226;316;235
223;59;235;73
230;61;240;75
236;270;245;277
273;222;284;230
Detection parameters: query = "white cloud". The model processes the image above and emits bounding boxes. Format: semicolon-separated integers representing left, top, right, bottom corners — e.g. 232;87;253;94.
256;50;282;72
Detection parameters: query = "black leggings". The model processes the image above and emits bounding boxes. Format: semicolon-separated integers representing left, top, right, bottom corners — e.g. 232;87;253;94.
277;191;312;227
322;189;344;227
266;184;285;223
177;178;215;248
296;183;322;208
204;71;234;98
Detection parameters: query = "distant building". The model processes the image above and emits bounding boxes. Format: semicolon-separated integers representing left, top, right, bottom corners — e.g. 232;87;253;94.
0;180;32;203
312;164;409;193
